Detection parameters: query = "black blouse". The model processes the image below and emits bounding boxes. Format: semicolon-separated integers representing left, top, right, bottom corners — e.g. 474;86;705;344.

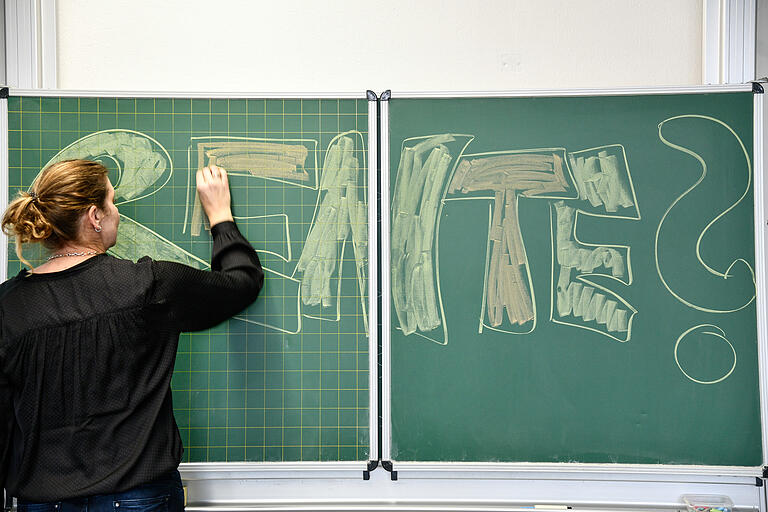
0;221;264;501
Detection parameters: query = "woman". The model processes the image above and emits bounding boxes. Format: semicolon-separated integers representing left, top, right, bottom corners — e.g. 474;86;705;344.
0;160;263;509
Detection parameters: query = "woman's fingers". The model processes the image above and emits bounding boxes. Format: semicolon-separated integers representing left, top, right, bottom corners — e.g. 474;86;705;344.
196;165;233;227
199;165;228;185
198;166;224;185
199;167;211;185
211;165;227;184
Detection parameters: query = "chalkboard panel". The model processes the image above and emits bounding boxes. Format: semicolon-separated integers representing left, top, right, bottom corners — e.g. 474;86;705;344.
6;95;370;462
388;93;761;465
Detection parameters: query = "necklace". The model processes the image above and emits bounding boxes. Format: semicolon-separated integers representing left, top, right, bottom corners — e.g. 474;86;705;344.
47;250;100;261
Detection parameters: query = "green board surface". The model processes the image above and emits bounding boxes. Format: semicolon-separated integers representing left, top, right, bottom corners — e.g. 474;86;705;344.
7;95;370;462
388;93;761;465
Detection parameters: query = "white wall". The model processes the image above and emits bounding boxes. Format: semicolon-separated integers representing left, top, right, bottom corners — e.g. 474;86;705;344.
56;0;703;92
758;0;768;79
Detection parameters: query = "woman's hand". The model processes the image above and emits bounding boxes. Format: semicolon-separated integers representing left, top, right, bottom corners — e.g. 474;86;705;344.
197;165;234;227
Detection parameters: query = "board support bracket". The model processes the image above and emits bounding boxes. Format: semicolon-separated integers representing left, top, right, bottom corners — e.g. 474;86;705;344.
363;460;378;480
382;460;397;480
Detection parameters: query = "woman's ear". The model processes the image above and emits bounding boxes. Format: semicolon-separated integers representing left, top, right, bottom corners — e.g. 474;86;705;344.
86;204;101;230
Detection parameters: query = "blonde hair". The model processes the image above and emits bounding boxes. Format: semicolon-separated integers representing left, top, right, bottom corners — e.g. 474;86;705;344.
2;159;109;267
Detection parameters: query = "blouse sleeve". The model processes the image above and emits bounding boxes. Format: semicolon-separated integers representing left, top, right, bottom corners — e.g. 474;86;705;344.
146;221;265;332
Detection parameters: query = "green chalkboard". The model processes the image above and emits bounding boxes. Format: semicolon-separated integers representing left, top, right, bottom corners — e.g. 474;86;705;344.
388;93;761;465
6;95;370;462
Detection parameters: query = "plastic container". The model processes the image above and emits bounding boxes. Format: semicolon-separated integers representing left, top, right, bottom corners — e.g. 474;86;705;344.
681;494;734;512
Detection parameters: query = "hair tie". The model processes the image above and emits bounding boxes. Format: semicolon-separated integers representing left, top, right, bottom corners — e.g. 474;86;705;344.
29;191;38;204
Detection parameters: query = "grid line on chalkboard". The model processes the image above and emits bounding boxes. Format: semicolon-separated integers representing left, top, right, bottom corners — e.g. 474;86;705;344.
7;95;370;463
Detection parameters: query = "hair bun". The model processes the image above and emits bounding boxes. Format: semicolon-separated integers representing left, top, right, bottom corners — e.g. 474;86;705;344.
3;190;53;243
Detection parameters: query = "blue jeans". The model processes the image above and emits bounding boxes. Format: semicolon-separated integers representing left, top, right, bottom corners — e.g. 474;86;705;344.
16;470;184;512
